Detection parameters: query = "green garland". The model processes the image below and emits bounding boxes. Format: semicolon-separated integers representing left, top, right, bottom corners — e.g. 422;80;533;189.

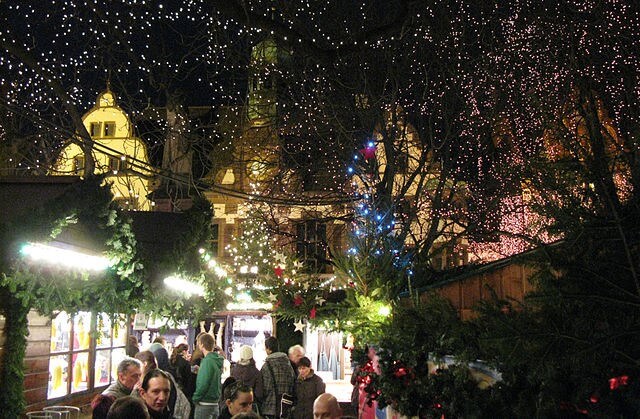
0;280;30;418
135;196;229;325
0;177;145;416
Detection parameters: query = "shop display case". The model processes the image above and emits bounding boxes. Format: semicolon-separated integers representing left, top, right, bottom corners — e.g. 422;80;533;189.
47;311;128;400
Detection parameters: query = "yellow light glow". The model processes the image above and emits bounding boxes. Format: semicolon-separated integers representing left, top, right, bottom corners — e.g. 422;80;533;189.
21;242;110;271
163;275;205;296
378;305;391;317
226;301;273;311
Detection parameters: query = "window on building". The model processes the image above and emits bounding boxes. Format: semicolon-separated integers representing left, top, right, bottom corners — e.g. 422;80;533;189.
113;197;139;210
211;223;220;257
224;224;235;257
103;122;116;137
73;155;85;175
90;122;101;137
48;311;127;400
109;157;120;173
263;76;274;89
395;151;409;173
296;220;328;273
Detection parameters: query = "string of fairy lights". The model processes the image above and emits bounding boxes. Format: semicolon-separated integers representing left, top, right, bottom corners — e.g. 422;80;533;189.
2;1;639;264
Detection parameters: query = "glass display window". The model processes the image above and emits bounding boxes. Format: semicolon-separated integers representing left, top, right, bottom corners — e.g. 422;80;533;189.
50;311;71;353
71;352;89;393
230;314;273;369
73;312;91;351
94;349;112;387
47;311;128;400
48;354;68;399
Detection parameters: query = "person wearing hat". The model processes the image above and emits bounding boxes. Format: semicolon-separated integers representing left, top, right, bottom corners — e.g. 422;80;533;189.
231;345;262;414
231;345;262;400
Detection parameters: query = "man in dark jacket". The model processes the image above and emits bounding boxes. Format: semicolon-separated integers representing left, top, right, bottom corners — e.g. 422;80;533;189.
93;358;142;418
259;336;295;419
149;336;171;372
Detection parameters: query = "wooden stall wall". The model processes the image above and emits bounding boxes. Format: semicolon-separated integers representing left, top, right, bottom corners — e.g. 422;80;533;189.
422;263;536;320
23;310;97;414
23;310;51;411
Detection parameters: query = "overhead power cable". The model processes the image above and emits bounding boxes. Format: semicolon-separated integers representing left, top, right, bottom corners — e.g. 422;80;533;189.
0;97;356;207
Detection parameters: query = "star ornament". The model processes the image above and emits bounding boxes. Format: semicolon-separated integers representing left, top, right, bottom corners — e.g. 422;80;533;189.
315;296;326;306
267;292;278;302
294;319;306;332
275;252;287;265
360;144;377;160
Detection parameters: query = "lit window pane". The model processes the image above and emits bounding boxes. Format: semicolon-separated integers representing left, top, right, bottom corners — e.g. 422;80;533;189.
73;312;91;350
96;314;112;349
112;315;127;347
48;354;68;399
50;312;71;353
110;348;127;382
95;349;112;387
71;352;89;393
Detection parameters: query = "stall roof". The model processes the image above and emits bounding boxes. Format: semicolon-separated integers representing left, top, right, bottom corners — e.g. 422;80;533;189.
0;177;192;267
0;176;82;223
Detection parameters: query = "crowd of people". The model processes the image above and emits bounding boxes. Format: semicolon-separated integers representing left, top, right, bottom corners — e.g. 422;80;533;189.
91;334;348;419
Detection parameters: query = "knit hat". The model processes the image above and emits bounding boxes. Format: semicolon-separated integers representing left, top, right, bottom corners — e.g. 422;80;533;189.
239;345;253;363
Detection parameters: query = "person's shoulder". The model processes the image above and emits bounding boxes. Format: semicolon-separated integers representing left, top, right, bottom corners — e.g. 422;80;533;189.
218;405;233;419
241;362;260;372
272;352;289;361
203;352;219;362
208;352;224;367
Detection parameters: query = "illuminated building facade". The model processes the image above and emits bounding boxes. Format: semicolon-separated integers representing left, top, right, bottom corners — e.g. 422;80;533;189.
52;89;155;210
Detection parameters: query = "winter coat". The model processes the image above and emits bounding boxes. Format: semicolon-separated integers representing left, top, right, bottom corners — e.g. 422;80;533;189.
172;355;195;399
231;361;261;391
193;352;224;403
292;371;325;419
259;352;296;417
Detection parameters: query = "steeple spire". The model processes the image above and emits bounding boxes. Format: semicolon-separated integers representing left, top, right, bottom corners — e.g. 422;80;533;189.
106;71;112;92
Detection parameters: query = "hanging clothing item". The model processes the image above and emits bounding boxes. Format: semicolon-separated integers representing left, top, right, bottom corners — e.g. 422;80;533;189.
317;336;329;371
328;344;338;380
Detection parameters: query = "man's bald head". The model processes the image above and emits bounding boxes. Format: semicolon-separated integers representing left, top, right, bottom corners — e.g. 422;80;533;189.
313;393;342;419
